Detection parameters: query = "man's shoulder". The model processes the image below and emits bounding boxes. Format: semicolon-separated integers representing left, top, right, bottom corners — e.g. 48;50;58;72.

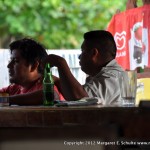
102;59;124;73
95;61;125;80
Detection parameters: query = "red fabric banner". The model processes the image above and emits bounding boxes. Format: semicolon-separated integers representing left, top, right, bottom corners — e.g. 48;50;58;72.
107;5;150;70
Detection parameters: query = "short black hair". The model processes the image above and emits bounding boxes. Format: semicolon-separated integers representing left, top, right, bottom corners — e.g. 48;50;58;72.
9;38;47;73
84;30;117;59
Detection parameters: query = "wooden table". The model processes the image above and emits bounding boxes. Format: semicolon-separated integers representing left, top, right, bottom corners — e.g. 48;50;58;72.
0;105;150;150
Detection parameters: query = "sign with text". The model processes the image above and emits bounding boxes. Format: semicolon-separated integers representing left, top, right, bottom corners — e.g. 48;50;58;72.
107;5;150;70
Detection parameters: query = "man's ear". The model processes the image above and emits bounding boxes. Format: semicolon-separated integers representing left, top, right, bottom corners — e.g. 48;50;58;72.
91;48;101;63
91;48;99;57
30;60;39;72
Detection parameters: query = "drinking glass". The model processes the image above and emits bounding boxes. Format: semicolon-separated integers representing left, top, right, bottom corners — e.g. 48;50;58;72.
119;70;137;107
0;93;9;107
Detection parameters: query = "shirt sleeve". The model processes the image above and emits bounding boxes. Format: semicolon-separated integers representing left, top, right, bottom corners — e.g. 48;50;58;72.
83;76;120;105
0;86;9;93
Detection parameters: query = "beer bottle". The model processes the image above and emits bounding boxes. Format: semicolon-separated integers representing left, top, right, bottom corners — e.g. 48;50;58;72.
43;63;54;106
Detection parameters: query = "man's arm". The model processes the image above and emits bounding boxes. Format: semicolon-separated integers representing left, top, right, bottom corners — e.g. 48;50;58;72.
45;54;88;101
9;90;43;106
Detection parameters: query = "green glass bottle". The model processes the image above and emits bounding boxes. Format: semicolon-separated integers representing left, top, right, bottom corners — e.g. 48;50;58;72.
43;63;54;106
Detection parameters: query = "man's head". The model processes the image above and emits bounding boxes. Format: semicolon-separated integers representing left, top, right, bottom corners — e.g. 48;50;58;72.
79;30;117;76
7;38;47;86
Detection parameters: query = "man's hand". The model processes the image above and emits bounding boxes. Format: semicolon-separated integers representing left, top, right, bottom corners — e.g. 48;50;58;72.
44;54;65;67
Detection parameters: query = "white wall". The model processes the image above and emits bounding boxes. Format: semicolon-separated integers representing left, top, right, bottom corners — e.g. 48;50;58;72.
0;49;86;88
0;49;10;88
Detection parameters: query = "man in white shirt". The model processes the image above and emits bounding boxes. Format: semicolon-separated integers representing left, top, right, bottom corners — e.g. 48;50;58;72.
44;30;128;105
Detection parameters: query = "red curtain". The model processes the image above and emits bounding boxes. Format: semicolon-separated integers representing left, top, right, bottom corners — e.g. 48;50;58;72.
107;5;150;70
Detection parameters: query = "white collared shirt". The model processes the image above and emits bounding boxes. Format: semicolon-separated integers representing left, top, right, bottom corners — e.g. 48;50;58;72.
83;59;128;105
